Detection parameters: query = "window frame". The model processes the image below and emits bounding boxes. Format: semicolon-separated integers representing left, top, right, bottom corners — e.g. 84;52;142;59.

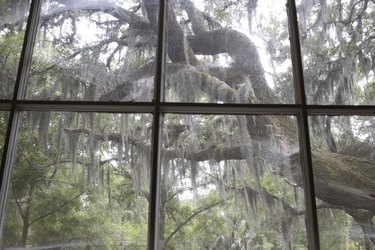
1;0;375;249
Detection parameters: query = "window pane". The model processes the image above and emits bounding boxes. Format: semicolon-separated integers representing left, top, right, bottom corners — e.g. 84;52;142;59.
25;1;158;102
308;116;375;248
298;1;375;105
164;0;294;104
0;1;30;99
2;112;152;249
161;114;306;248
0;112;9;163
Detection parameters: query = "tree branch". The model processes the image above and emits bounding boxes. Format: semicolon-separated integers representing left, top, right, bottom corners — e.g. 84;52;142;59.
0;1;150;31
29;192;83;226
164;199;224;245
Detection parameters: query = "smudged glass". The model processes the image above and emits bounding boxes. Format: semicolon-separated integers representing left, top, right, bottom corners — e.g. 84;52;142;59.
161;114;306;249
298;1;375;105
0;1;31;99
164;0;295;104
1;112;152;249
0;112;9;163
25;1;158;102
309;116;375;248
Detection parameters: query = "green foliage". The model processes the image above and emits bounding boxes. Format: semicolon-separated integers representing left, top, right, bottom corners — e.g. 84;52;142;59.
204;0;247;25
0;112;9;159
318;208;368;250
1;0;375;249
2;113;151;249
0;31;25;98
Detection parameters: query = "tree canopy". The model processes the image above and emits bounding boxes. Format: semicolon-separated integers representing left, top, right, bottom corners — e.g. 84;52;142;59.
0;0;375;249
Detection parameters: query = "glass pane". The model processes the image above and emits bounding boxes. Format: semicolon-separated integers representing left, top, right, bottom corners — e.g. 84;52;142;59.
308;116;375;248
298;1;375;105
26;1;158;102
0;112;9;163
1;112;152;249
164;0;294;104
0;1;30;99
161;114;307;249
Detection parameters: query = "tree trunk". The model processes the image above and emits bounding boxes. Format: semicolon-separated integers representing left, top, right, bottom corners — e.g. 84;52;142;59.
20;186;34;247
159;184;167;249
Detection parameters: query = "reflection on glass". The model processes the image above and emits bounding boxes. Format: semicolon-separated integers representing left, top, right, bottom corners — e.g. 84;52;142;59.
2;112;152;249
298;1;375;105
309;116;375;248
26;1;158;102
161;114;306;249
0;1;30;99
164;0;294;104
0;112;9;163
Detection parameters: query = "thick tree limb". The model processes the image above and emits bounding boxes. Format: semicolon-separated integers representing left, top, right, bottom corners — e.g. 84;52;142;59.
0;1;149;32
64;122;375;213
180;0;208;34
167;6;199;65
42;1;149;30
99;64;238;102
290;148;375;212
167;66;237;102
188;28;280;104
63;127;149;148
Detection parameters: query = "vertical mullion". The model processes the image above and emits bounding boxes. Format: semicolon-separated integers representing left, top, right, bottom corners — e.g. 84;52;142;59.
297;110;320;250
287;0;305;106
287;0;320;249
148;0;168;249
0;0;42;239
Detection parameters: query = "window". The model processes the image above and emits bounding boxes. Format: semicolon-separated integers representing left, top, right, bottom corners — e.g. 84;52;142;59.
1;0;374;249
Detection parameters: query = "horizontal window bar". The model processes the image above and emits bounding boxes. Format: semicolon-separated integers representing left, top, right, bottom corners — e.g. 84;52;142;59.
160;104;300;114
1;101;375;116
6;101;155;113
307;106;375;116
0;103;11;110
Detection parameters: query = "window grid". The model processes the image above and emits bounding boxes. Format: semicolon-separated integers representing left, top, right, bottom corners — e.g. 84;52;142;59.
287;0;319;247
1;0;375;249
148;0;167;248
0;0;43;237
